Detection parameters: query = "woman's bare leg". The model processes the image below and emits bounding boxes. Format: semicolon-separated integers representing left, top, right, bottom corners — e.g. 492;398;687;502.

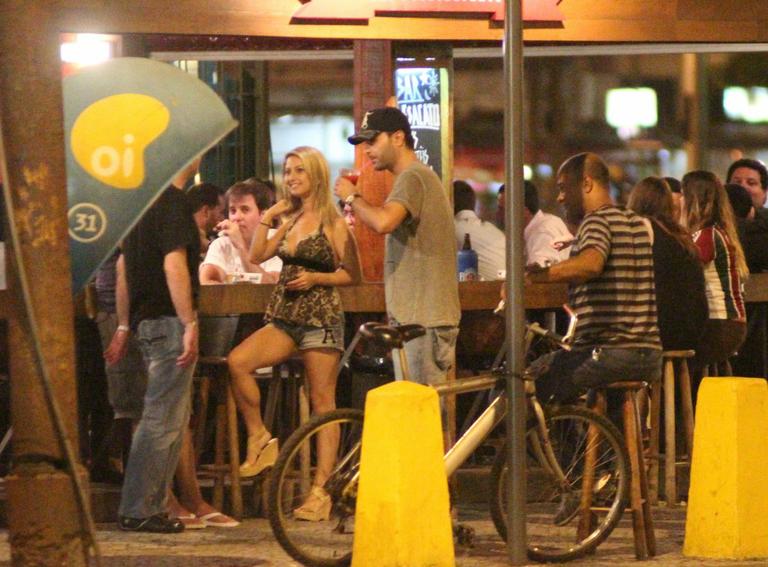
301;348;340;487
228;324;295;441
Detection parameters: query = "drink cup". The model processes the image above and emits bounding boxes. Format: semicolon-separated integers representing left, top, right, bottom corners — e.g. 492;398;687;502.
340;167;361;185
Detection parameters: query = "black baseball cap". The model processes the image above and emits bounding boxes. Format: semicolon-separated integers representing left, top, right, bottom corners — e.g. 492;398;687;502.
348;107;412;145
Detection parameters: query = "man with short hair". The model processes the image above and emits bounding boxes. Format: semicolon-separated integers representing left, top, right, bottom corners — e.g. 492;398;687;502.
187;182;225;255
105;159;202;533
335;107;460;387
526;152;662;403
200;178;282;284
523;180;573;268
453;180;505;281
727;158;768;212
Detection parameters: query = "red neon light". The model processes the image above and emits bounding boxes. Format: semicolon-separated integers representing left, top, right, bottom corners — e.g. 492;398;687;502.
292;0;563;25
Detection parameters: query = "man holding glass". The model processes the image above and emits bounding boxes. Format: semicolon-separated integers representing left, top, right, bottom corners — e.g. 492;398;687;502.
335;107;460;387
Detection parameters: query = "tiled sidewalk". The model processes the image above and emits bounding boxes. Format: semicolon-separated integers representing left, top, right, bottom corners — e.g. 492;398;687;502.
0;505;763;566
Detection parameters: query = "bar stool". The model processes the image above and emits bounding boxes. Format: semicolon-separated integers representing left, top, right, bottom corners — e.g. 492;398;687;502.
194;355;243;520
647;350;695;506
592;381;656;560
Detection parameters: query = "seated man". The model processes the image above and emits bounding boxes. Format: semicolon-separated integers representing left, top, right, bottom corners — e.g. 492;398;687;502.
453;180;505;281
526;153;662;404
523;180;573;267
200;178;282;284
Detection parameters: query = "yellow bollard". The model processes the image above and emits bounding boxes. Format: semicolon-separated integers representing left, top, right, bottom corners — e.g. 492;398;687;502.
352;380;455;567
684;377;768;559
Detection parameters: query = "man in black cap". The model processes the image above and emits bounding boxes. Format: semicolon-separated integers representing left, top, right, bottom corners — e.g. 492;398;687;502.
335;107;460;390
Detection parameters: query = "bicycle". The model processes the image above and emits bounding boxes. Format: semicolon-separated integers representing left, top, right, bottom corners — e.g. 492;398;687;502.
267;313;630;566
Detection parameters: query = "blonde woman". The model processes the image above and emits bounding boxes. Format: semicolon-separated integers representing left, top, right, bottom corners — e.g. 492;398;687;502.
227;146;360;520
680;170;748;379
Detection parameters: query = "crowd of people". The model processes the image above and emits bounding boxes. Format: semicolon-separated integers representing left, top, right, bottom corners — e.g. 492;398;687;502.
73;103;766;535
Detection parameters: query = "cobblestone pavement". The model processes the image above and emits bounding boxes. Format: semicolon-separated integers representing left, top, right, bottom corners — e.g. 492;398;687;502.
0;505;764;566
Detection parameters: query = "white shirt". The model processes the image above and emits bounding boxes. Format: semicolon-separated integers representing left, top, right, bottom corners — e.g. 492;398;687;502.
201;230;282;279
524;210;573;267
454;210;506;281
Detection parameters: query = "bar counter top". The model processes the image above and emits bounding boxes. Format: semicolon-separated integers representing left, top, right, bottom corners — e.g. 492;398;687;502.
197;272;768;316
198;280;569;315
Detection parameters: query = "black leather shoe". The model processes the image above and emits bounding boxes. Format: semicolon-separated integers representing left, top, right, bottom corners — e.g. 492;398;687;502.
118;514;184;533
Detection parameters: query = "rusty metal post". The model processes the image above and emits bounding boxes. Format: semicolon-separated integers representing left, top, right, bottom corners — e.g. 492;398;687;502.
0;2;90;565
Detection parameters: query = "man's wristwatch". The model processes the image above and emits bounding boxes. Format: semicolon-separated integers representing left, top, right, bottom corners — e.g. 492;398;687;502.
344;193;361;206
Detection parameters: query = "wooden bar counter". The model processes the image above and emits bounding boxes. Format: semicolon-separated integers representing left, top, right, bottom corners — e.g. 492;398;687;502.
198;280;569;316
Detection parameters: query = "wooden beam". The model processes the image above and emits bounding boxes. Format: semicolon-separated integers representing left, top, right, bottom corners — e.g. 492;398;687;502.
48;0;768;43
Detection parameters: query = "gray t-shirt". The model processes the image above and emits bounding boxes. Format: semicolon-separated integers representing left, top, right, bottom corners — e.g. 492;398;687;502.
384;160;460;327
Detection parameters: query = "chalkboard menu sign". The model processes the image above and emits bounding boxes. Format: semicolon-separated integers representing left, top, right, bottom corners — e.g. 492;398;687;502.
395;67;444;178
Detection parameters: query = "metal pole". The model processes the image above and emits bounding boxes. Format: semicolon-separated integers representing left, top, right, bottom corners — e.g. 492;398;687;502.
503;0;528;564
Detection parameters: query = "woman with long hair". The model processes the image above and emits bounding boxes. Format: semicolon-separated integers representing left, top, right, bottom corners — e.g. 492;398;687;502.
628;176;708;352
228;146;360;520
680;170;748;376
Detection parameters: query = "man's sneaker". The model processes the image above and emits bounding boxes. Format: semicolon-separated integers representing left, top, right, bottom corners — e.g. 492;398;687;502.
118;513;184;533
553;492;581;526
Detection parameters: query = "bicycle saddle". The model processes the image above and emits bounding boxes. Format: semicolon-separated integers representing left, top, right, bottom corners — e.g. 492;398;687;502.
358;322;426;349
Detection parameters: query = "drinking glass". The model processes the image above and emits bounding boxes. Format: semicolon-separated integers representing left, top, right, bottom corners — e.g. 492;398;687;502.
339;167;361;185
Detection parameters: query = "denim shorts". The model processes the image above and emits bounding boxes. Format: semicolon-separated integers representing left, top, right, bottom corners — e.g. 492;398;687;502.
272;318;344;352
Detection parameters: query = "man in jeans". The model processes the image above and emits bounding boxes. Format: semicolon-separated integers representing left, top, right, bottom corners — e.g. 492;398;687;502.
105;159;201;533
526;152;662;404
335;107;460;389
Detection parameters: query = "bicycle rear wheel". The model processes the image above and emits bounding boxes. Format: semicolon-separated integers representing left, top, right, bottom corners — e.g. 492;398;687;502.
489;405;630;562
268;408;364;567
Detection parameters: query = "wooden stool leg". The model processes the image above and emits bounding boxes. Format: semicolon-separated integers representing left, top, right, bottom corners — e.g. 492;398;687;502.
624;392;649;560
648;381;661;505
226;384;243;520
299;382;311;495
663;359;678;507
193;377;211;462
632;394;656;556
678;359;695;460
577;418;598;540
213;399;226;511
263;373;281;435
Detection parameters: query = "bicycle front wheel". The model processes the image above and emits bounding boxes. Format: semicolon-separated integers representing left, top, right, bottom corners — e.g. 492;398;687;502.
489;405;630;562
268;408;364;567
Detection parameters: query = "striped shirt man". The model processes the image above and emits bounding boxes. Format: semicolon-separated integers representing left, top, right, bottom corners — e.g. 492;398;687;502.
569;205;661;351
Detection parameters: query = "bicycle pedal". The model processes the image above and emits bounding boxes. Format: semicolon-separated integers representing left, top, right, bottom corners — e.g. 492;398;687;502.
453;523;475;547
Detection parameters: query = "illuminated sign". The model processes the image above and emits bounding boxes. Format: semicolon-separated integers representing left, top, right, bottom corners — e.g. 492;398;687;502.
605;87;657;139
723;86;768;124
396;67;445;176
292;0;563;26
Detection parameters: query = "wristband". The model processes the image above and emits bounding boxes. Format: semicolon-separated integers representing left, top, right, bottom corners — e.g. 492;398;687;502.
117;325;130;333
184;320;197;328
260;220;272;228
344;193;361;206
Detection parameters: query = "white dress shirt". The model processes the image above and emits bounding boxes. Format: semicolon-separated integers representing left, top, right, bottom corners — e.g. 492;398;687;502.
524;210;573;267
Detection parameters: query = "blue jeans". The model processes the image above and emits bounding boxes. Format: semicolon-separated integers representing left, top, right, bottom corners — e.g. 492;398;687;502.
118;316;195;519
530;346;662;404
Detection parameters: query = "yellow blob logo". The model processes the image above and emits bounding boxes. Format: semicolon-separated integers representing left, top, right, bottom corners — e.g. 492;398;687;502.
71;93;170;190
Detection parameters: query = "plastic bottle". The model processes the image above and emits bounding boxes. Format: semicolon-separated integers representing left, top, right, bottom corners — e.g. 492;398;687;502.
457;233;478;281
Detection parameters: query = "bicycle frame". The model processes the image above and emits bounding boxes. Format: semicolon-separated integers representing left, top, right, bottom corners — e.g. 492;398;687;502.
340;319;573;498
